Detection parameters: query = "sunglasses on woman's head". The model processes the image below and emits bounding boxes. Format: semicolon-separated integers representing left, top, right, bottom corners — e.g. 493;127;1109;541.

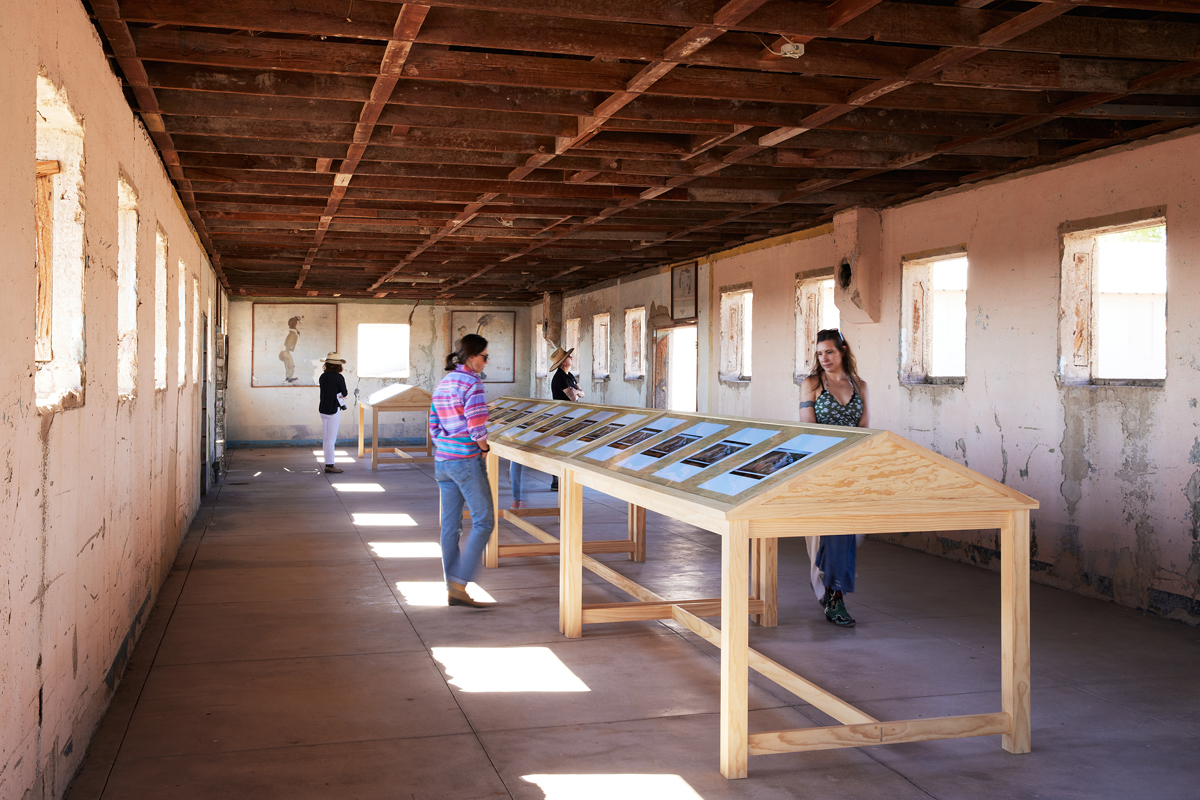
817;328;844;344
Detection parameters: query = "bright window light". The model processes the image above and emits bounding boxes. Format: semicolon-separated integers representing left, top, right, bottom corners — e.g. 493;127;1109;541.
312;449;350;456
352;513;418;526
395;581;494;607
358;323;410;378
522;775;703;800
332;483;385;492
432;647;589;693
369;541;441;558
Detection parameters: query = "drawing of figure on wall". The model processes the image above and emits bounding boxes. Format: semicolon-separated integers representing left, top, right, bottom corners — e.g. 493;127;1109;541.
280;316;301;383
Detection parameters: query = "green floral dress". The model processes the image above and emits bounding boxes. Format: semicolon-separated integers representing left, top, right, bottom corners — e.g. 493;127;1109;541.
813;378;863;427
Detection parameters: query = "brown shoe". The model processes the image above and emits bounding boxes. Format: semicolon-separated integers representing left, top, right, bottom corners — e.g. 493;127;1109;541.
324;465;343;473
447;582;492;609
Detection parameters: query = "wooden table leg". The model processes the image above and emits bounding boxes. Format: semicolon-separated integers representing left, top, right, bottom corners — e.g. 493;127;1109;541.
358;404;365;458
721;520;750;779
371;408;380;470
628;503;646;562
750;537;778;627
560;470;583;639
484;451;500;568
1001;509;1032;754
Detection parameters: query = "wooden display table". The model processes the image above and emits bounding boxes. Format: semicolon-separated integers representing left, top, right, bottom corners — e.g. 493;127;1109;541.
356;383;434;469
483;397;1037;779
480;399;648;568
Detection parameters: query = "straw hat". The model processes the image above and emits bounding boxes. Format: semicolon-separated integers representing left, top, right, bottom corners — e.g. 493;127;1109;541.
323;351;346;364
549;347;574;371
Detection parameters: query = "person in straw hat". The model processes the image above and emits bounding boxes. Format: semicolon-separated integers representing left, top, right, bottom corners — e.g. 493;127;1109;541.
318;352;349;474
547;346;583;491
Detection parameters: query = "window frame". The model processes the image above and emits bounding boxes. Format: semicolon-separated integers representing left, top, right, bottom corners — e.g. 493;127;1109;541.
1058;210;1167;388
900;247;968;387
719;287;753;383
624;306;646;380
357;322;412;379
794;270;837;383
592;313;611;380
535;322;548;377
116;175;140;400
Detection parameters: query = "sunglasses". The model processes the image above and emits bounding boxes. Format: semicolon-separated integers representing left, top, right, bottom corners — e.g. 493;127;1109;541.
817;328;844;344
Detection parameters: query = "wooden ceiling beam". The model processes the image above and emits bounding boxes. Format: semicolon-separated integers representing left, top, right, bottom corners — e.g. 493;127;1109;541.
90;1;228;289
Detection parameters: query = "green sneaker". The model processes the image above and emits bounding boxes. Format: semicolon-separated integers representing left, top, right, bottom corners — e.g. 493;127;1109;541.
825;594;856;627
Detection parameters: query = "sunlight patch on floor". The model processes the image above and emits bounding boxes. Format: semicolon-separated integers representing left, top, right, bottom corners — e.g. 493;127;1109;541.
522;774;703;799
352;512;418;526
432;646;589;693
370;541;440;558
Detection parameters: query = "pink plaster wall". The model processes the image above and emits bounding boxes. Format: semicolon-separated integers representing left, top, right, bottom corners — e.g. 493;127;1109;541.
0;1;222;796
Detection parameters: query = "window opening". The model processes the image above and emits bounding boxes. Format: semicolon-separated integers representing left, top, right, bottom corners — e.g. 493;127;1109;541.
1060;218;1166;384
535;322;548;377
192;276;200;384
719;289;752;382
154;229;167;390
117;176;139;398
795;276;838;379
34;73;86;409
624;307;646;379
901;253;967;384
358;323;411;378
564;318;580;364
178;261;187;387
592;313;610;379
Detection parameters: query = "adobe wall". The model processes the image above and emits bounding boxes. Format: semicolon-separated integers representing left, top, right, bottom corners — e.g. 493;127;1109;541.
224;299;533;446
0;0;222;797
539;128;1200;626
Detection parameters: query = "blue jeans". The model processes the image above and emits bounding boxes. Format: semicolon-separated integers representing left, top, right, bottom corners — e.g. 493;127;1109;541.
817;535;857;594
509;460;524;503
435;456;494;586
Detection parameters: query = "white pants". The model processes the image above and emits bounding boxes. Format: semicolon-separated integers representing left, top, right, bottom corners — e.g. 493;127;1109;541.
320;410;340;465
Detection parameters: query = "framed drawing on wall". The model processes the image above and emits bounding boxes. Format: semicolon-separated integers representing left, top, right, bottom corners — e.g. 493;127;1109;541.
672;261;698;321
451;310;515;383
251;303;338;387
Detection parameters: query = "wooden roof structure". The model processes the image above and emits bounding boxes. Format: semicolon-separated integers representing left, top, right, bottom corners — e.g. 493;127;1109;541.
87;0;1200;301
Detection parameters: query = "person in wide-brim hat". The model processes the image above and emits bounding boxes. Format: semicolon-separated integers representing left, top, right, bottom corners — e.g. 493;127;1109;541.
319;352;349;473
549;347;574;372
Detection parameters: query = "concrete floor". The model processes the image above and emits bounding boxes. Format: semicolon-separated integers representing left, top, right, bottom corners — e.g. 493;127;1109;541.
66;447;1200;800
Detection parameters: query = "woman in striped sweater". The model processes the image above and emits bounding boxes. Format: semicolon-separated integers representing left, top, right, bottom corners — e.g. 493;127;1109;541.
429;334;495;609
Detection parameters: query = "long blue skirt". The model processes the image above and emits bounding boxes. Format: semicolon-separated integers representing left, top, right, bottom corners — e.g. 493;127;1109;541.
816;535;856;594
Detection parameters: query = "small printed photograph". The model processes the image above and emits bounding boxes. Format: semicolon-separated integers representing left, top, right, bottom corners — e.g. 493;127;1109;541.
683;440;750;468
643;433;701;460
536;416;572;433
557;418;600;439
492;408;524;424
579;423;625;443
517;413;552;430
609;427;663;451
731;449;811;480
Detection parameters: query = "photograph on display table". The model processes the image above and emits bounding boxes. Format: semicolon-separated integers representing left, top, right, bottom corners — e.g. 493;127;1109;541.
536;415;575;433
609;427;664;450
556;418;601;439
642;433;701;460
491;408;525;424
731;449;811;480
516;413;553;429
683;439;750;468
579;422;626;442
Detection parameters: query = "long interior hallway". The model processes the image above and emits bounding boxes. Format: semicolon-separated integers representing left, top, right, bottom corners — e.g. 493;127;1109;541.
65;449;1200;800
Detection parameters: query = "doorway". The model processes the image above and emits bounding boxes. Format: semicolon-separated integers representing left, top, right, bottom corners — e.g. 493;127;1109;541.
652;325;697;412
